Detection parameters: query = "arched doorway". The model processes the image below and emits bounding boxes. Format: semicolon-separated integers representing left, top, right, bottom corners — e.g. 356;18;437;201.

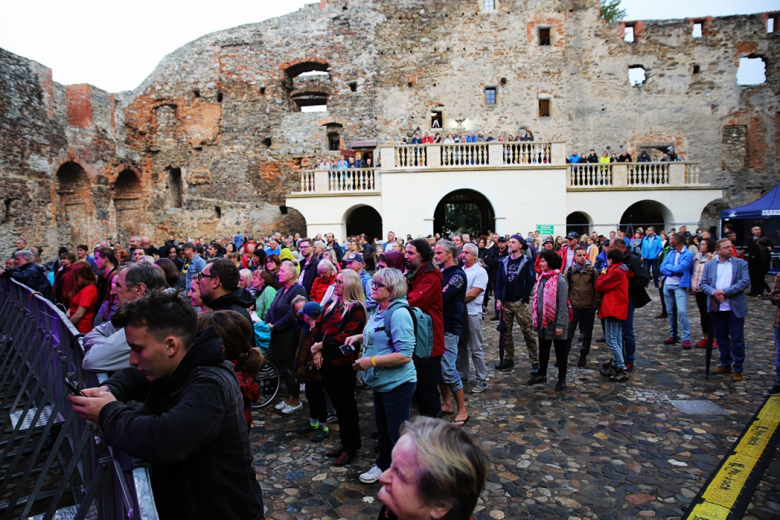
567;211;591;236
433;189;495;237
114;170;143;243
620;200;673;234
346;206;383;243
56;162;93;248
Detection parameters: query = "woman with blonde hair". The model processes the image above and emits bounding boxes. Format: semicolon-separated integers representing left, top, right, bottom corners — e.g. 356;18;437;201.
238;268;255;296
311;259;337;304
251;269;277;321
311;269;368;466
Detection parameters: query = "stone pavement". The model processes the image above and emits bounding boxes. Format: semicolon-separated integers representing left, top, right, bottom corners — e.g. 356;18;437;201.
249;290;780;520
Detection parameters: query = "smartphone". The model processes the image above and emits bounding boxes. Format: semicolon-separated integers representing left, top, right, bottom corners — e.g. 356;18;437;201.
339;344;356;356
64;378;85;397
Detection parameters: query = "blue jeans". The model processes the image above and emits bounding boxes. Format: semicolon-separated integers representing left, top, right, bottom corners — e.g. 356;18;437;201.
374;381;416;470
604;317;625;369
664;284;690;341
775;327;780;386
644;258;660;288
714;310;746;373
622;300;636;364
441;333;463;392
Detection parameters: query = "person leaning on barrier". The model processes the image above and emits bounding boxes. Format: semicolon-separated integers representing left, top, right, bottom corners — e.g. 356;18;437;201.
82;263;167;372
375;416;489;520
0;249;54;301
68;290;266;520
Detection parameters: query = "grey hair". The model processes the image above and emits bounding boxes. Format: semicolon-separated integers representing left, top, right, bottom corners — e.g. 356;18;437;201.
437;240;460;258
373;268;408;301
313;240;327;250
462;243;479;256
291;295;308;308
14;250;33;263
317;258;337;275
125;262;168;293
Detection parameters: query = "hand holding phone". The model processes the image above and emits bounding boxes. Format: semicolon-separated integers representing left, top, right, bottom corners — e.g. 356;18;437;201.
64;378;86;397
339;344;356;356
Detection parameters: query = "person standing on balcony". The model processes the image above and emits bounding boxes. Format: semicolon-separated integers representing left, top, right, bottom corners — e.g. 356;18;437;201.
660;233;695;349
637;150;651;162
585;149;598;163
411;132;422;144
336;157;349;169
641;227;663;289
617;150;632;162
567;149;581;164
599;151;611;172
494;235;538;372
422;132;433;143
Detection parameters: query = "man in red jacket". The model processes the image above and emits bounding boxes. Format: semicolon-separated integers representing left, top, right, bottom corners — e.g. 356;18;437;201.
405;239;445;418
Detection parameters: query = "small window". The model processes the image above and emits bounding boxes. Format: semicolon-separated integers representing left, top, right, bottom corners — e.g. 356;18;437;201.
624;26;634;42
692;23;702;38
485;87;497;105
168;168;182;208
348;82;357;92
328;133;341;151
629;66;646;87
736;57;767;85
768;17;775;33
693;64;701;74
484;0;495;10
260;87;266;95
539;99;550;117
431;111;443;128
538;27;551;46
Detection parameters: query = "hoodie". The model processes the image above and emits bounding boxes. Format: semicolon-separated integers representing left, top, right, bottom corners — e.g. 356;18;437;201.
380;251;406;270
203;288;256;324
99;327;265;520
406;262;445;357
595;263;630;320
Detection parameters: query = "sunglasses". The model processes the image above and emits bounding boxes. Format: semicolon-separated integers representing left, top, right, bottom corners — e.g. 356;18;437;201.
372;282;386;290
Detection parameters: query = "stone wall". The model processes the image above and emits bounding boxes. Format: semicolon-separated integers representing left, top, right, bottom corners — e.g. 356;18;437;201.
0;0;777;258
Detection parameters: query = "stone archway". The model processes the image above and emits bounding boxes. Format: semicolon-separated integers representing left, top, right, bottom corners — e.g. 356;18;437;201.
567;211;591;236
433;189;495;238
114;169;143;244
619;200;673;234
345;205;383;243
56;161;94;248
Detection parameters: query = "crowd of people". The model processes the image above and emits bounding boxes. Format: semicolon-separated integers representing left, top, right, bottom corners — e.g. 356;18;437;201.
2;221;778;519
567;146;683;164
401;128;536;144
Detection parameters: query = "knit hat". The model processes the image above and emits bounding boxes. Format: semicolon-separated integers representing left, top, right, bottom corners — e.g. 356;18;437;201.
510;234;527;248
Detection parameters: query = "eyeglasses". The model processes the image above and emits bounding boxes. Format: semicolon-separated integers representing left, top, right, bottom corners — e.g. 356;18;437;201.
333;280;344;286
196;272;217;282
372;282;386;290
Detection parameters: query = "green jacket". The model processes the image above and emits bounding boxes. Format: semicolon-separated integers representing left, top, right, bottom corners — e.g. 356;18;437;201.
255;286;277;321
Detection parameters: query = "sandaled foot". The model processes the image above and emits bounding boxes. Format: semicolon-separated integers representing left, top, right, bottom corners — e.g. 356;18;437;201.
452;415;470;427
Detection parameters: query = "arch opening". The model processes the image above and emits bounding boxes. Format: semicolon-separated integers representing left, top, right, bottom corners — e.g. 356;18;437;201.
346;206;383;244
167;167;183;208
566;211;591;236
433;189;495;238
114;170;143;243
56;161;93;248
619;200;672;234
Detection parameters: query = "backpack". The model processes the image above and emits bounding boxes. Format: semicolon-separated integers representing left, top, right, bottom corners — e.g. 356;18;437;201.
382;300;434;361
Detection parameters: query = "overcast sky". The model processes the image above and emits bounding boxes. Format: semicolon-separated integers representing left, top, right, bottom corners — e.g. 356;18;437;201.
0;0;775;92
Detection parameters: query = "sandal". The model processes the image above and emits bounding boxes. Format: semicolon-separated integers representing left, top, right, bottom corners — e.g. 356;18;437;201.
452;416;470;427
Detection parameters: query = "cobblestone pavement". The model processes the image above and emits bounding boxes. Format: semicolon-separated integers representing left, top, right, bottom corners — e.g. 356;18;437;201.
250;290;780;520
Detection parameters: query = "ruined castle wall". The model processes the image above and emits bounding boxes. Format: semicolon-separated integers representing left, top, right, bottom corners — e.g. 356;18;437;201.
1;0;777;256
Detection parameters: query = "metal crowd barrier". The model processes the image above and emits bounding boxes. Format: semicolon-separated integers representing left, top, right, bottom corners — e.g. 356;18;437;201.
0;278;158;520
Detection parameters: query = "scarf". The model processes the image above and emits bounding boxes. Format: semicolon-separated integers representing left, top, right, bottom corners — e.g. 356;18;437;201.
532;269;560;329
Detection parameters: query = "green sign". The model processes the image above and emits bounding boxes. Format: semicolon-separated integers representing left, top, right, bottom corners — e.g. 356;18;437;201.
537;225;554;235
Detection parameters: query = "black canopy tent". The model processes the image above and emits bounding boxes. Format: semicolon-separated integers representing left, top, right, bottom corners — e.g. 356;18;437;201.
720;184;780;272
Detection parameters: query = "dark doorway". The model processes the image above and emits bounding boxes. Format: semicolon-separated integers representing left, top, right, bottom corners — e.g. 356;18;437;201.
56;161;94;248
433;189;495;238
114;170;143;244
346;206;383;243
620;200;670;234
566;212;590;236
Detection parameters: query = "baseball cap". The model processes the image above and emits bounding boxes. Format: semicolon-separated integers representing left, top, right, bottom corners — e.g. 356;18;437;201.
302;301;323;318
497;236;507;243
566;232;580;240
344;252;364;264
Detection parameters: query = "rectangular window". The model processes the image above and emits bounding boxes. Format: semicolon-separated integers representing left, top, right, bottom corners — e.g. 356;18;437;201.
539;100;550;117
692;23;702;37
484;0;495;10
624;26;634;42
485;87;497;105
693;64;700;74
768;17;775;33
430;111;443;128
538;27;551;46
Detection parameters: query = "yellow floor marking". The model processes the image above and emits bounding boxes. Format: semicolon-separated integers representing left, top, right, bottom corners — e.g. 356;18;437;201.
687;501;731;520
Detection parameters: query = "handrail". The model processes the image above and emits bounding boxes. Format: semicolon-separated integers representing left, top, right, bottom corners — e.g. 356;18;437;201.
0;277;159;519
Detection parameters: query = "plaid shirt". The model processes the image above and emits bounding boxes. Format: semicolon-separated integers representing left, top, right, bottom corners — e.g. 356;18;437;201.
771;273;780;328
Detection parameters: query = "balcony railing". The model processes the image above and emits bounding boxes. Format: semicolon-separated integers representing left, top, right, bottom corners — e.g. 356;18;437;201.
382;142;565;169
567;162;703;188
299;168;380;194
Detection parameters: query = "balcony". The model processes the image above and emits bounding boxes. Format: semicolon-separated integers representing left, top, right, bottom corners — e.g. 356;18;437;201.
567;162;705;189
296;168;380;196
384;141;566;169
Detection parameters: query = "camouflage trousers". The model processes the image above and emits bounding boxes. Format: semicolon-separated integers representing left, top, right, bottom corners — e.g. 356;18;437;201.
502;300;539;363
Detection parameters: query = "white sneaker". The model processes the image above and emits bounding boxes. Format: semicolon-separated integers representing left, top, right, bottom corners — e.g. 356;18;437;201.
359;464;383;484
274;401;287;410
281;402;303;414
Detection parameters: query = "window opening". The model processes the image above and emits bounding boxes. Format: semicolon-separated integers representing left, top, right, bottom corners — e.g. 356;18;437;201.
348;82;357;92
538;99;550;117
768;18;775;33
301;104;327;112
628;66;646;86
328;133;341;151
215;206;221;219
693;64;700;74
484;0;495;10
431;110;443;128
193;89;200;98
692;23;702;38
538;27;551;46
263;137;272;147
736;57;766;85
167;168;182;208
485;87;497;105
297;70;329;78
217;92;223;103
624;26;634;42
260;87;266;95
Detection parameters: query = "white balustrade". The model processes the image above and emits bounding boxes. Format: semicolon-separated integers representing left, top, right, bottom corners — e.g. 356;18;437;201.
440;143;490;166
568;164;613;187
503;142;552;165
627;163;669;186
395;145;428;168
685;163;700;184
300;170;316;192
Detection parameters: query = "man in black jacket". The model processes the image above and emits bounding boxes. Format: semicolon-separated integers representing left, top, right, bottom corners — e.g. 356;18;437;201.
746;225;773;297
0;250;54;301
68;290;265;520
298;238;319;296
198;258;255;324
486;236;508;320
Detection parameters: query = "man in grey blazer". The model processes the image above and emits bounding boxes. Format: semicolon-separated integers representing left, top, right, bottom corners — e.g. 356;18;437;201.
699;239;751;381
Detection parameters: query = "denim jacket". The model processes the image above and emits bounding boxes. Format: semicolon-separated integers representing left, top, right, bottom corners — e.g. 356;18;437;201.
361;298;417;393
